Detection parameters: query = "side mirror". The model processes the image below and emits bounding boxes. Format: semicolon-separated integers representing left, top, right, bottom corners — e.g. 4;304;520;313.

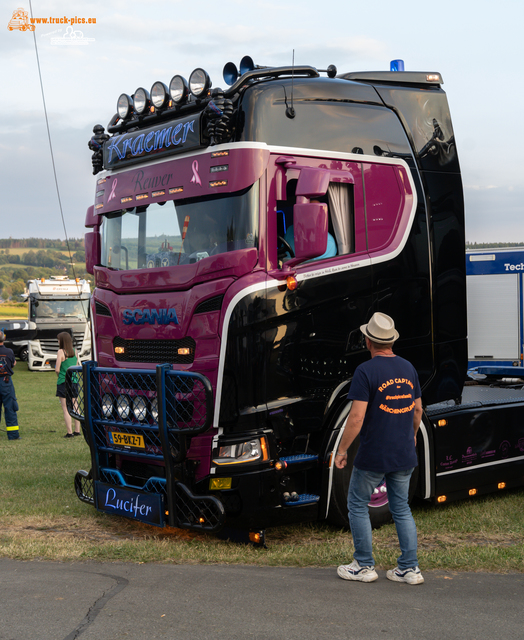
85;231;101;275
296;168;330;198
85;205;98;228
290;202;328;264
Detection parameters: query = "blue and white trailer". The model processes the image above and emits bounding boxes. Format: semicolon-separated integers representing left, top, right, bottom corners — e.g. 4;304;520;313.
466;249;524;370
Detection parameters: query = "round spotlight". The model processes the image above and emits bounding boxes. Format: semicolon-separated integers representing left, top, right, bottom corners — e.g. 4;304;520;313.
133;87;150;115
117;93;133;119
116;394;131;420
151;397;158;422
189;68;211;98
169;75;189;104
101;393;113;418
151;81;168;109
133;396;148;422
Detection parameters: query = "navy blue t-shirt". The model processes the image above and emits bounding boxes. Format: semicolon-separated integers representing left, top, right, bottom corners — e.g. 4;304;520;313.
347;355;421;473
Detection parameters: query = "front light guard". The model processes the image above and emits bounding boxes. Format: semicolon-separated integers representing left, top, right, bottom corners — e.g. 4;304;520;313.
212;436;269;466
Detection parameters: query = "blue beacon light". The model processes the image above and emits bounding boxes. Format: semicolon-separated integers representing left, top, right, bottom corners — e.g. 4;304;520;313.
390;59;405;72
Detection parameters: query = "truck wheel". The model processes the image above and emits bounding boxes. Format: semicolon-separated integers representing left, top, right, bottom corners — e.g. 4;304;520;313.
327;437;419;529
19;346;28;362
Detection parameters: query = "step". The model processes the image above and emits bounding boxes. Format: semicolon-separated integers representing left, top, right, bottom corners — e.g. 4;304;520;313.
283;493;320;506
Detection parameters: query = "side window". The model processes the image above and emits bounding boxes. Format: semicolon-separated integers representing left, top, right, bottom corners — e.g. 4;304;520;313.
277;180;355;262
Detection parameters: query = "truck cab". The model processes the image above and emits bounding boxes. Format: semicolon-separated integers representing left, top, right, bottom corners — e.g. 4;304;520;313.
26;276;92;371
68;57;524;536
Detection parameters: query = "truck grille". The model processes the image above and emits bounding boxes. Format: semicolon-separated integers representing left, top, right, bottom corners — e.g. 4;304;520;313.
113;336;195;364
38;330;85;355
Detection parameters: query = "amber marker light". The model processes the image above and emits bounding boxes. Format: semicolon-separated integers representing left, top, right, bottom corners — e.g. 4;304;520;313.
249;532;262;544
199;517;205;524
178;347;191;356
286;275;298;291
469;488;477;496
437;495;447;503
115;346;125;354
437;419;447;427
209;477;232;490
260;437;269;461
498;482;506;490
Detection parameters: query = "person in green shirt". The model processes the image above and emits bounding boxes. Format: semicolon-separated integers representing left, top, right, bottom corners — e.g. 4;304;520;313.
55;331;81;438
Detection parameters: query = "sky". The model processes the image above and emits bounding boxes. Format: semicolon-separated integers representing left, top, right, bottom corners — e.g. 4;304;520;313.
2;0;523;243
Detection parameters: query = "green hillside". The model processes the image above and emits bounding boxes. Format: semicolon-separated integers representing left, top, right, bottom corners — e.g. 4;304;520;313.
0;238;91;301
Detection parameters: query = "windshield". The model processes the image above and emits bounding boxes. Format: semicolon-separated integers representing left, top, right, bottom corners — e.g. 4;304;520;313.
30;299;90;319
100;183;259;270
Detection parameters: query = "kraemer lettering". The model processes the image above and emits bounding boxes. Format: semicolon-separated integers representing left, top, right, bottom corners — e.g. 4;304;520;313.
104;115;200;169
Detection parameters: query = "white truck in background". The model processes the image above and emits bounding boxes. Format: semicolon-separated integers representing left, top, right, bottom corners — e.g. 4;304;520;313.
24;276;92;371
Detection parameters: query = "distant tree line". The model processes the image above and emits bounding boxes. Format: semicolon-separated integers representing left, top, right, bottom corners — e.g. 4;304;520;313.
0;238;84;249
466;242;524;249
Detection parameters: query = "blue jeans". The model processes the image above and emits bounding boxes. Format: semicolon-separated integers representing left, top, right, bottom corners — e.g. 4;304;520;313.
347;466;418;570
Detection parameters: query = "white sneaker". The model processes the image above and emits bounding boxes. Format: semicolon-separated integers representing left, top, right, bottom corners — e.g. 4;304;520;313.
387;566;424;585
337;560;378;582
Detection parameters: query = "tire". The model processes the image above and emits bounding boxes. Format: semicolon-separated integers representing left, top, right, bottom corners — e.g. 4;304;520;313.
327;430;419;530
19;346;28;362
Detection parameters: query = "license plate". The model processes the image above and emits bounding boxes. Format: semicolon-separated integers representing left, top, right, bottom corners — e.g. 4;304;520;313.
109;431;145;449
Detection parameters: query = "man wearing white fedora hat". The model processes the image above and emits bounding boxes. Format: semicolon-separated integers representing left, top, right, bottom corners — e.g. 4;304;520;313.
335;312;424;585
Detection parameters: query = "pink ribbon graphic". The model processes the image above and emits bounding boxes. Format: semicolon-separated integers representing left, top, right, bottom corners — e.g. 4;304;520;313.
190;160;202;186
108;178;118;201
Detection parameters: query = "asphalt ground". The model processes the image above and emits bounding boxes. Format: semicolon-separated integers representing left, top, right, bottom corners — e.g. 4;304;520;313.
1;560;523;640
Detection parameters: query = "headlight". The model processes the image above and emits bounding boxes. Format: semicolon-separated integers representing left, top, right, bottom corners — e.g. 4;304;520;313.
101;393;113;418
133;396;148;422
169;74;189;104
133;87;150;115
189;68;211;98
151;81;168;109
117;93;133;119
116;394;131;419
212;437;268;466
151;397;158;421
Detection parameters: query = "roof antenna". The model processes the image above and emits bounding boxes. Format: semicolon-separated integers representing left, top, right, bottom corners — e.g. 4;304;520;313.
286;49;296;119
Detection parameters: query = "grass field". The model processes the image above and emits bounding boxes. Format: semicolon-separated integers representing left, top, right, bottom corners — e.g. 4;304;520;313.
1;363;523;571
0;302;28;319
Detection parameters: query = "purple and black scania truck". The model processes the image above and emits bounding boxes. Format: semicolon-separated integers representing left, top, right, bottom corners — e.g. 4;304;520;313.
68;57;524;539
